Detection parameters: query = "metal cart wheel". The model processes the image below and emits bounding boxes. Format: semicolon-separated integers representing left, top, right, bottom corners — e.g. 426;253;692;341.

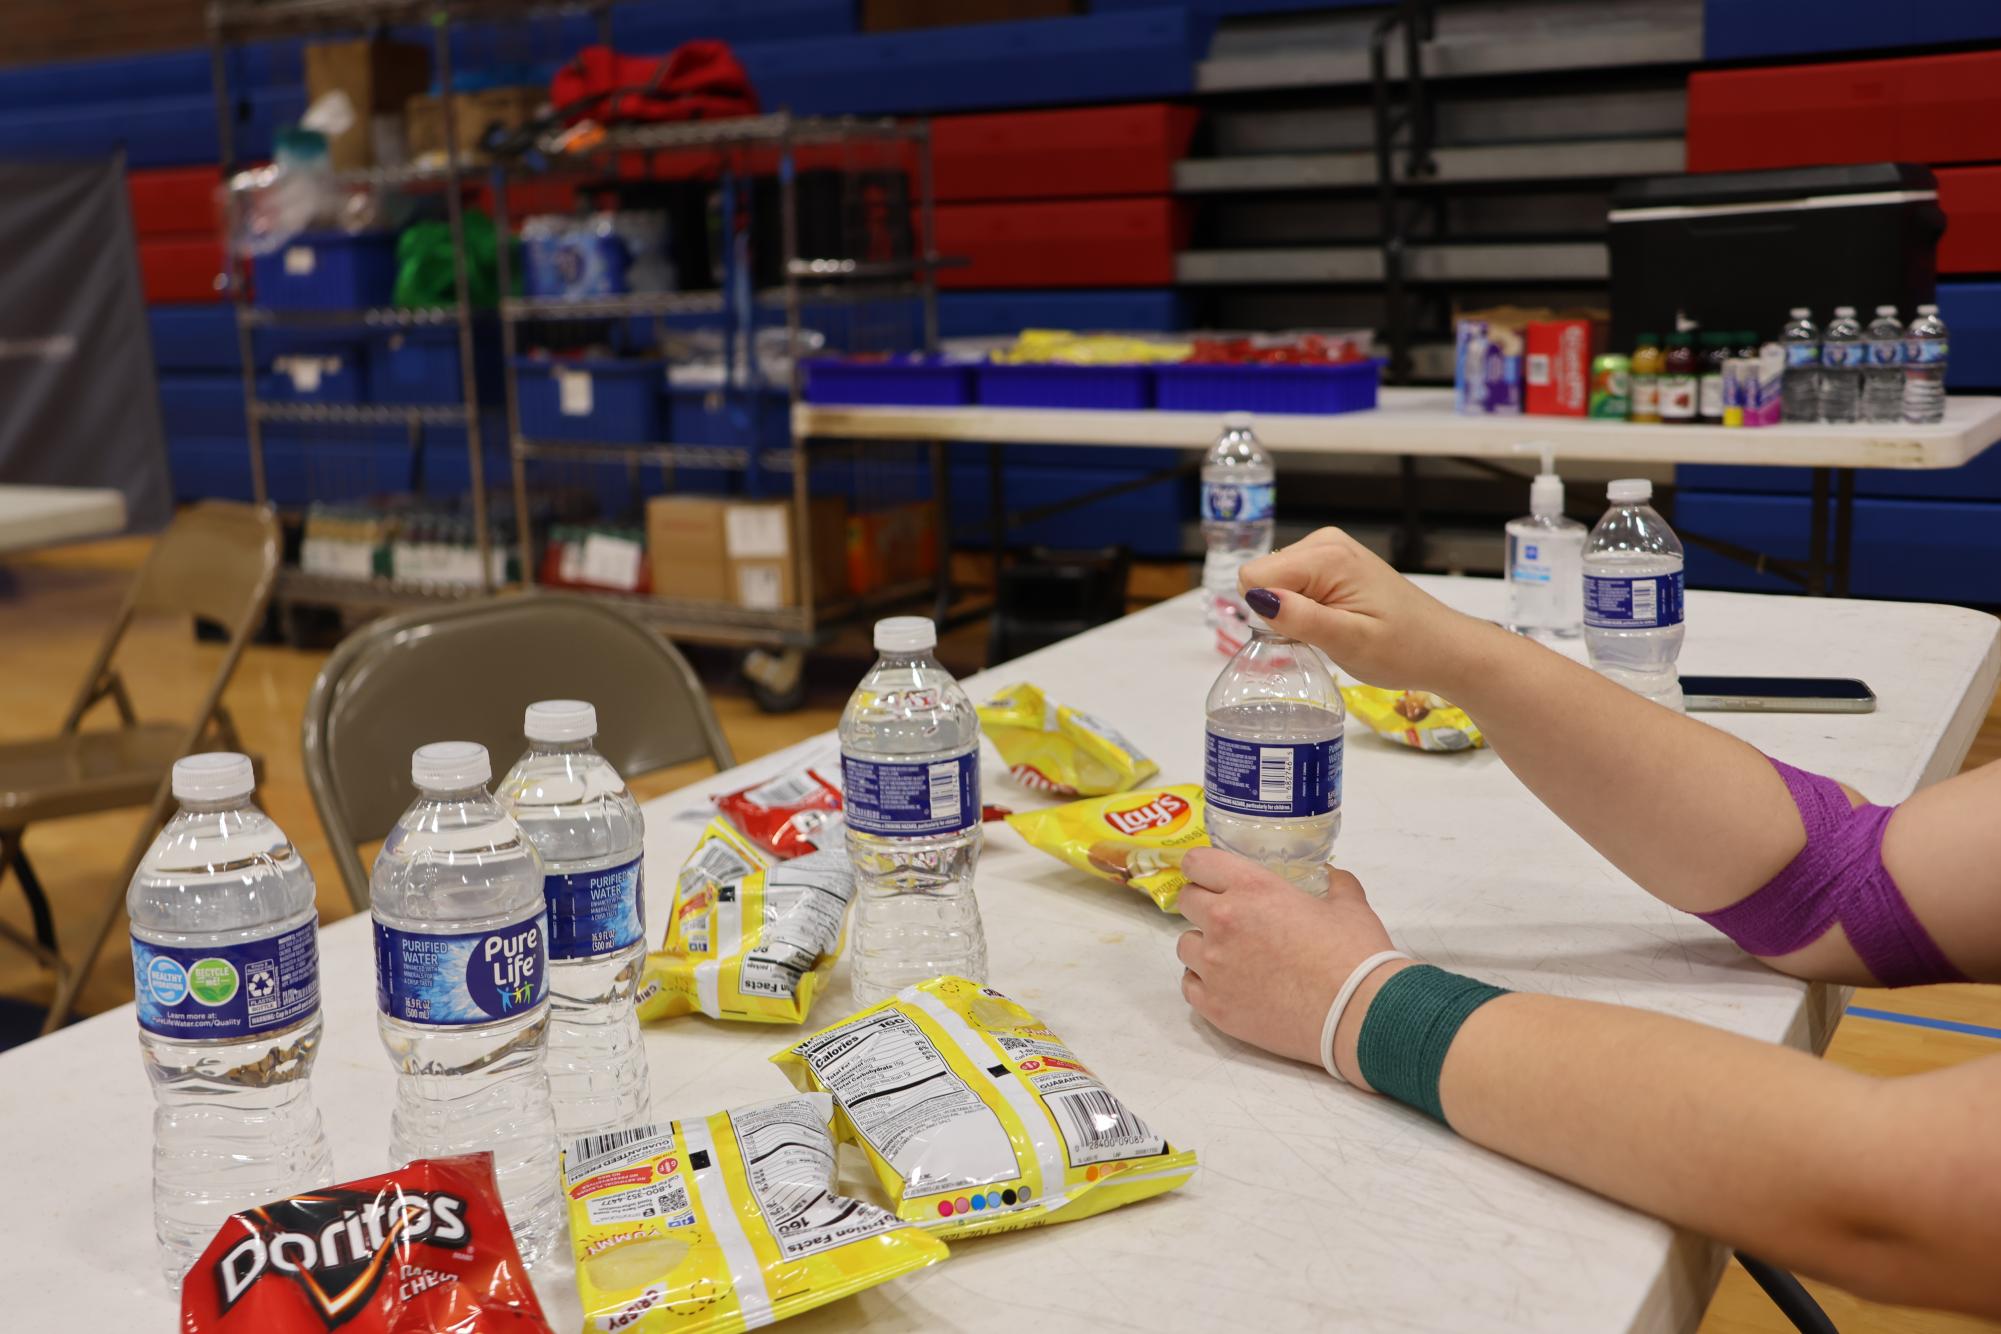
744;648;807;713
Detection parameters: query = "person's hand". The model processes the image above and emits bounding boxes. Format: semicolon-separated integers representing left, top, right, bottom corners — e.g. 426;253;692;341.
1176;846;1405;1075
1237;527;1495;696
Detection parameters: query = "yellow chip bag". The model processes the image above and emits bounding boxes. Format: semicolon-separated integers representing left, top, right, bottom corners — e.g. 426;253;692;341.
1340;685;1485;752
977;682;1159;797
1004;783;1206;912
773;976;1198;1239
638;818;854;1025
563;1092;946;1333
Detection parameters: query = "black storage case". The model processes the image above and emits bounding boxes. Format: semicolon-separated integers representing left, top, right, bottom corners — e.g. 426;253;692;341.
1607;163;1944;349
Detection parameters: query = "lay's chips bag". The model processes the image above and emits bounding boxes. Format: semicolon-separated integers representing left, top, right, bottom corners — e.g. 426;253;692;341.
638;819;854;1025
563;1093;945;1334
1004;784;1206;912
773;977;1197;1240
1340;685;1485;752
977;682;1158;798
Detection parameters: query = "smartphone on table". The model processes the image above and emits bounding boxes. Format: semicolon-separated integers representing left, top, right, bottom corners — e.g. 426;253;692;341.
1680;676;1876;714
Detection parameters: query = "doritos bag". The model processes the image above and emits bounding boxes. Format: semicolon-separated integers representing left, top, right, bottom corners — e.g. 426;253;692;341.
180;1153;553;1334
774;977;1198;1240
976;683;1158;797
1004;784;1208;912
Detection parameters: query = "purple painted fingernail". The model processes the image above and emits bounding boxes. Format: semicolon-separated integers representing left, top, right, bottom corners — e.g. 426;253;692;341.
1245;587;1280;618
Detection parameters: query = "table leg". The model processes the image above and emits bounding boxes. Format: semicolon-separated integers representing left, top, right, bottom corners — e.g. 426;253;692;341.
1833;469;1856;598
988;443;1006;587
1396;454;1424;571
1807;468;1830;597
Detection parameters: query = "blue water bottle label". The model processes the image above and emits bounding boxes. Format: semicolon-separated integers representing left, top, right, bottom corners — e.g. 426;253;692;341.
1822;342;1864;369
132;918;320;1040
1785;343;1820;369
1584;571;1684;629
1867;339;1903;366
1906;337;1948;365
1204;733;1342;819
373;910;549;1025
841;750;980;837
1202;481;1275;524
545;855;644;961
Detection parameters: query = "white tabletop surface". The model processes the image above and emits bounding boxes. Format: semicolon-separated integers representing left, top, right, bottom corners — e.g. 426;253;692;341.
793;390;2001;469
3;580;1995;1333
0;483;126;555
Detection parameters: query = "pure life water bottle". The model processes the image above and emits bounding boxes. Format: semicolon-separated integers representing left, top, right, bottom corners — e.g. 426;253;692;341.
129;753;332;1282
371;740;562;1265
841;616;987;1007
1584;479;1686;712
1203;621;1344;892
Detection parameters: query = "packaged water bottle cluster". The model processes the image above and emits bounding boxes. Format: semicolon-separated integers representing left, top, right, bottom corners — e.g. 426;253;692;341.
1784;303;1947;424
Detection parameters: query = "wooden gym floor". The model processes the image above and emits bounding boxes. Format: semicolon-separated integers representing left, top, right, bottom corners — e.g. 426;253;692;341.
1;534;1996;1334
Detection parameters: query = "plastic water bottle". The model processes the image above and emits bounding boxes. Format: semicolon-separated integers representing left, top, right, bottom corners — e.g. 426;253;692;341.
1904;303;1949;424
1504;445;1586;640
1863;305;1905;423
1780;307;1820;422
371;741;562;1266
841;616;986;1007
1200;412;1276;629
1204;623;1344;893
129;753;332;1283
1819;306;1863;422
1584;479;1685;711
496;701;651;1140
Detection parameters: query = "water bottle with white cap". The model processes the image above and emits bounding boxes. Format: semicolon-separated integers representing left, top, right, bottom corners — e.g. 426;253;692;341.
129;752;332;1282
496;700;651;1139
841;616;987;1007
1584;479;1686;712
1200;411;1276;631
1204;619;1345;893
371;740;562;1265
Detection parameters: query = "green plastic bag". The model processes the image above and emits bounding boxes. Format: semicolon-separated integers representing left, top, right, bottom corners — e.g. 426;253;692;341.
395;210;511;310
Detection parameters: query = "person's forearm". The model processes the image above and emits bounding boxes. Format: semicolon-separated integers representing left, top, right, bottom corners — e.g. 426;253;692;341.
1338;964;2001;1317
1434;617;1806;914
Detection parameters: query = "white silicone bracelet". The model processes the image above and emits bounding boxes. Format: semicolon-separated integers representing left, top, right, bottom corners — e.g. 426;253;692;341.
1320;949;1413;1082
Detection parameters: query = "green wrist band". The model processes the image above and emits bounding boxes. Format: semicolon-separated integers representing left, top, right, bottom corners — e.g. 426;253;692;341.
1354;964;1509;1127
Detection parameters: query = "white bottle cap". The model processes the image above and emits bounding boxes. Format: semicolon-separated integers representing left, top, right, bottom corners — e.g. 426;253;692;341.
1223;411;1253;430
874;616;936;652
172;752;254;802
1875;304;1898;317
1607;478;1652;504
412;740;491;790
1788;306;1811;318
1530;473;1565;516
1918;303;1939;315
524;699;597;742
1834;305;1856;317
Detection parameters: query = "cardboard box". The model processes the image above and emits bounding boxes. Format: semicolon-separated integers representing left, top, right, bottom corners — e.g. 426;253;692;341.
647;496;730;602
847;501;939;594
724;498;849;610
1525;319;1594;416
305;41;431;172
405;86;542;165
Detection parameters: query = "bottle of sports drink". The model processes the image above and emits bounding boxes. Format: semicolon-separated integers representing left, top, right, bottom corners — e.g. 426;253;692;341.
371;741;562;1266
1627;333;1663;423
1204;623;1344;892
1781;308;1820;422
1904;303;1949;424
496;701;651;1140
1820;306;1863;422
129;753;332;1283
1584;479;1685;712
1504;446;1586;640
1863;305;1905;423
1200;412;1275;630
841;616;986;1007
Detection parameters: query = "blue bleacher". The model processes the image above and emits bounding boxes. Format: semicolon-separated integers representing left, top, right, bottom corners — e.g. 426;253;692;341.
938;289;1188;340
1703;0;2001;61
1680;491;2001;604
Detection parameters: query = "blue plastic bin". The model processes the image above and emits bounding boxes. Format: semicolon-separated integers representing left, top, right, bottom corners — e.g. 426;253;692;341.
801;356;975;407
1153;359;1383;414
515;357;666;443
975;362;1155;410
250;230;398;310
259;344;366;403
370;325;504;405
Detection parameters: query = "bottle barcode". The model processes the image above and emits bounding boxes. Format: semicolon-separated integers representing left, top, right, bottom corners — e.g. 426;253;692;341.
1049;1087;1156;1155
568;1127;659;1172
927;761;960;819
1257;747;1294;804
1631;582;1657;622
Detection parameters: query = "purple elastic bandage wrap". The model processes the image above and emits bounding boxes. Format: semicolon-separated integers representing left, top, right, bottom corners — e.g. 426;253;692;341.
1695;758;1965;988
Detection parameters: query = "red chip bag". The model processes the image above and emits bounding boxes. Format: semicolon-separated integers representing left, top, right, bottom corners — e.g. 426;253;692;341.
180;1153;553;1334
714;764;843;859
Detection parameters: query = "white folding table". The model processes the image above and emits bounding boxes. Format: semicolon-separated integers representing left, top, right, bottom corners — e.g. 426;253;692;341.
1;579;1993;1333
0;484;125;556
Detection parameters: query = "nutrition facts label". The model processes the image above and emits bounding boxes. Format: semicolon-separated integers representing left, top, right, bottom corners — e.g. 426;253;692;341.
739;847;853;999
841;749;980;837
731;1098;911;1260
794;1010;1019;1197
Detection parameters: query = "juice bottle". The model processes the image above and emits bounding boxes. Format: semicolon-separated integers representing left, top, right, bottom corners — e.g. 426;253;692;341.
1697;332;1729;424
1629;333;1663;423
1660;332;1698;422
